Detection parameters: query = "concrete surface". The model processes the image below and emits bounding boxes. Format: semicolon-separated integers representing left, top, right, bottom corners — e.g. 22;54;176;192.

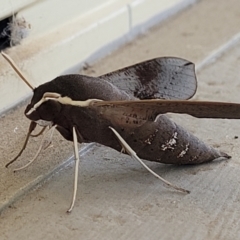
1;0;240;239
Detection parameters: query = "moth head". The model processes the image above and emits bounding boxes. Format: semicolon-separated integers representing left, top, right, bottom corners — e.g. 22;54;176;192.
25;91;62;124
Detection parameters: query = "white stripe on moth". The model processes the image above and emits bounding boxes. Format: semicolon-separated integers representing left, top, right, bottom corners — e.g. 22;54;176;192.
26;92;102;116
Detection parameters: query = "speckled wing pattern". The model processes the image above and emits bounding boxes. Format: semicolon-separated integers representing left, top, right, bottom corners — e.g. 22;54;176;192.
99;57;197;100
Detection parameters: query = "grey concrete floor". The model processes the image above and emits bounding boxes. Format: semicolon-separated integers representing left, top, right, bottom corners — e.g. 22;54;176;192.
1;0;240;239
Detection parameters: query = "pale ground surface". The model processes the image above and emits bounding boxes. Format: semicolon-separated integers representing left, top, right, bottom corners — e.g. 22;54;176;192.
1;0;240;239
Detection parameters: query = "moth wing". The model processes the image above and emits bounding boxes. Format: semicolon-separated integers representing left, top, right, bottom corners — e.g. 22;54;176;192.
99;57;197;100
91;100;240;121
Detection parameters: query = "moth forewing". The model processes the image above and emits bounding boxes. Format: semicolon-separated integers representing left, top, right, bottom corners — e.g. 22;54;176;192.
92;99;240;120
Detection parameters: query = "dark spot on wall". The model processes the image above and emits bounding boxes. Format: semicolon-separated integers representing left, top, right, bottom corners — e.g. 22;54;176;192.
0;16;12;50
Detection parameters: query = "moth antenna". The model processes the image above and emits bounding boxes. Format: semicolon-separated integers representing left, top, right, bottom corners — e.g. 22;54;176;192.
67;126;80;213
1;51;35;90
109;127;190;194
5;121;37;168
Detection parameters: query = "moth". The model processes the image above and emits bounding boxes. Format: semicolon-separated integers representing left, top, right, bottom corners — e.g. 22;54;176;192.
2;51;240;213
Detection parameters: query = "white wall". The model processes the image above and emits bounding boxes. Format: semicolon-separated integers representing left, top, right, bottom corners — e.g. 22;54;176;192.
0;0;197;114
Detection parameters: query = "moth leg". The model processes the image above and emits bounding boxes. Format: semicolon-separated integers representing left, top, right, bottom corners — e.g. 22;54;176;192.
120;147;126;153
13;126;55;172
109;127;190;194
43;125;56;150
30;126;47;137
67;126;80;213
5;121;37;168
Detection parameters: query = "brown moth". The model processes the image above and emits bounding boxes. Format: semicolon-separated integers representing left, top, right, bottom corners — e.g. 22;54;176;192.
2;51;240;213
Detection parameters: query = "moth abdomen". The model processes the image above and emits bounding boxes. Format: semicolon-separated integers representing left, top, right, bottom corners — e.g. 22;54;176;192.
121;115;230;165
